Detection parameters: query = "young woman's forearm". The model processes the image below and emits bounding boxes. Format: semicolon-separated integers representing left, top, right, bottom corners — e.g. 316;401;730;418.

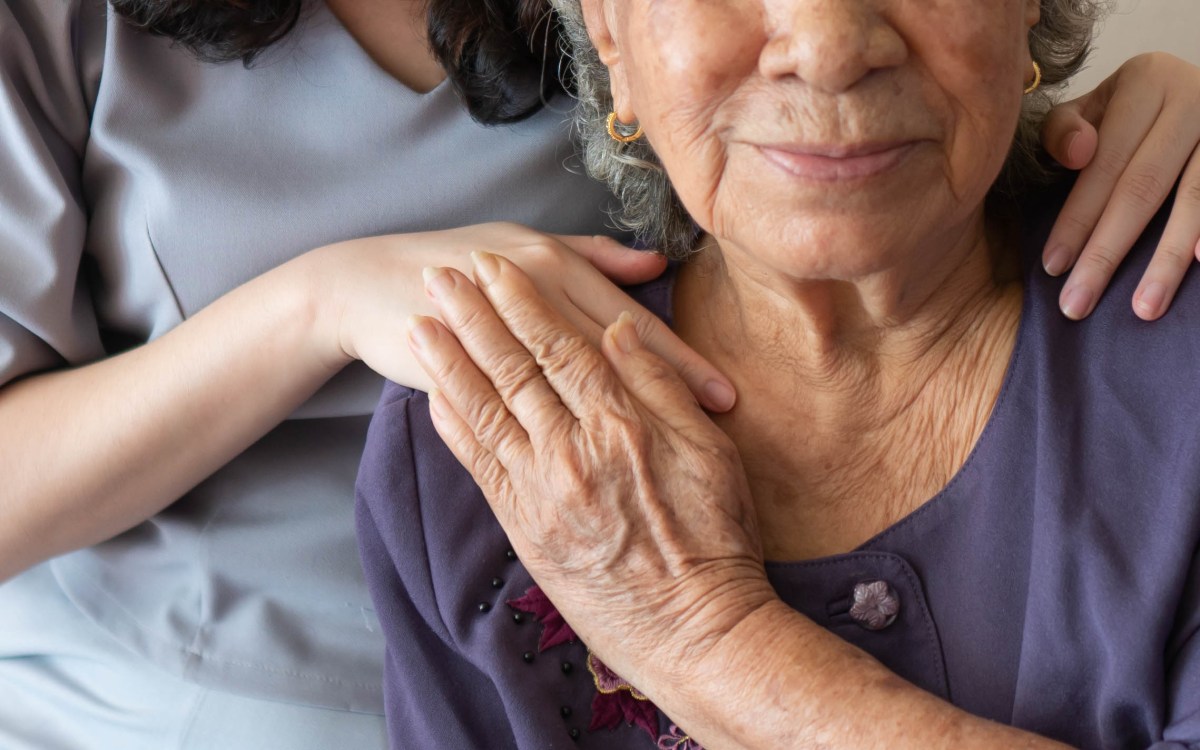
0;255;346;582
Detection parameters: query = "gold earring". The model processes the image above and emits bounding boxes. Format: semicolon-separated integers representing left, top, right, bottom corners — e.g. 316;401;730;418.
1024;60;1042;95
606;112;644;144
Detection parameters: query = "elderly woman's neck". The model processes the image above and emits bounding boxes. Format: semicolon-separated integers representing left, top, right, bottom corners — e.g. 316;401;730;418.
678;223;1019;397
674;221;1022;558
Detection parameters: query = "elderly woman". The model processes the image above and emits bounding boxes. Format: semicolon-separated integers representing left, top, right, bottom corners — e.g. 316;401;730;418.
355;1;1200;748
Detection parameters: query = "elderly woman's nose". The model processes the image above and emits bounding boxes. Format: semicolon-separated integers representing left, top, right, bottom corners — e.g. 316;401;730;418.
759;1;906;92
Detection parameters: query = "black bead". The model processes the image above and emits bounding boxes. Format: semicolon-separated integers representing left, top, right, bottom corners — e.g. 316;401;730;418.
568;728;581;741
505;548;518;561
477;602;491;613
491;577;505;589
512;612;525;625
560;661;573;674
560;706;572;719
522;651;535;663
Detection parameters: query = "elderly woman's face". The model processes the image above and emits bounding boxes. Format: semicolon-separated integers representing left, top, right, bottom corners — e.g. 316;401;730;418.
585;0;1042;278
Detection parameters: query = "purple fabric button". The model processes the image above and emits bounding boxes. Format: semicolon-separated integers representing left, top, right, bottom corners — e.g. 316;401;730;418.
849;580;900;631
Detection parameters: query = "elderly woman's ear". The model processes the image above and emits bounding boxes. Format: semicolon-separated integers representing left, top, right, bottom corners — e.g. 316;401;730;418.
1024;0;1042;86
578;0;635;122
1025;0;1042;30
577;0;613;63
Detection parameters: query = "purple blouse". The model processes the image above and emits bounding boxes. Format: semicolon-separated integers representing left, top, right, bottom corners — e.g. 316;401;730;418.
356;190;1200;749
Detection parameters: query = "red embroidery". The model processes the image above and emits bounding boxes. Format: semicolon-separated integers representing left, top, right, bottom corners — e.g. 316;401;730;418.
507;586;705;749
587;652;659;737
506;586;577;651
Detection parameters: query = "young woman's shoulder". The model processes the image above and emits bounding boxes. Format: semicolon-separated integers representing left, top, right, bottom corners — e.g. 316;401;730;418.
0;0;108;389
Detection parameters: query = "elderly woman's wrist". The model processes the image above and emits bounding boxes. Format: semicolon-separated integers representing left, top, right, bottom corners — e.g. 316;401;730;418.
688;597;810;690
654;572;777;664
615;594;801;738
579;574;771;684
634;598;813;747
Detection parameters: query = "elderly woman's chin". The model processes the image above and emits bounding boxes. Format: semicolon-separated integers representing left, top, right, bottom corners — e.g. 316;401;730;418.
708;141;989;280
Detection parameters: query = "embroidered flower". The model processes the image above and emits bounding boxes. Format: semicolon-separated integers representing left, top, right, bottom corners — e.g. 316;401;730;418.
657;724;703;750
588;651;649;701
506;586;577;651
586;651;659;738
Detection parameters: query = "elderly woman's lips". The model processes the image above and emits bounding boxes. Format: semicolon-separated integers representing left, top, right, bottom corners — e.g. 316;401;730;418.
756;142;918;182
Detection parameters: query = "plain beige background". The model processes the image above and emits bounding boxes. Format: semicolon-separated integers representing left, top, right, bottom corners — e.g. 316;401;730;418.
1068;0;1200;94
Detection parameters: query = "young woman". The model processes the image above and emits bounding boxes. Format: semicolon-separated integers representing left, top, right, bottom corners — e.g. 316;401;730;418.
0;0;1197;747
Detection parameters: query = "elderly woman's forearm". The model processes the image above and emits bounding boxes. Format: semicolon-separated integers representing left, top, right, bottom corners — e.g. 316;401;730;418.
650;600;1075;750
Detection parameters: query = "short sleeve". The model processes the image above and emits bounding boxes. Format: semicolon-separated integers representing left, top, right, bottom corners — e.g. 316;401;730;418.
0;0;103;387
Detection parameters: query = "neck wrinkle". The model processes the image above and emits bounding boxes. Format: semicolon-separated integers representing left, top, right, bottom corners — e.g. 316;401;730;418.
677;215;1021;434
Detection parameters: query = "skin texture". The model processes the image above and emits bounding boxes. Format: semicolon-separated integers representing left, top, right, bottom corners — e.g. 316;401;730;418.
405;0;1193;747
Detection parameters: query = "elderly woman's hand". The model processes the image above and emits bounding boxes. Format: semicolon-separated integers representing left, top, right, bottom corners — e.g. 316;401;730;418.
405;251;772;687
1041;53;1200;320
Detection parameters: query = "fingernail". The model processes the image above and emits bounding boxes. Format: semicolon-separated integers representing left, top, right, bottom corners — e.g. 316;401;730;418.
1065;131;1083;166
703;380;736;412
1043;244;1072;276
423;267;454;298
471;251;501;285
1060;285;1095;321
1135;282;1166;318
406;315;437;349
614;311;640;354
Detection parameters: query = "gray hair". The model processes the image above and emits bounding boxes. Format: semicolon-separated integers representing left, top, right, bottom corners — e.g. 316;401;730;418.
550;0;1109;258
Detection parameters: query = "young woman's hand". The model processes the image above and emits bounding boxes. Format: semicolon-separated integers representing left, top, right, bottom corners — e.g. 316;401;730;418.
1040;53;1200;320
305;223;736;412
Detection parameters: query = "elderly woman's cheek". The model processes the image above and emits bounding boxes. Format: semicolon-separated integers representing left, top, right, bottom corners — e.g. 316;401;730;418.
622;5;749;213
953;74;1026;202
939;115;1017;205
627;0;762;108
910;29;1028;202
638;0;763;71
648;120;730;234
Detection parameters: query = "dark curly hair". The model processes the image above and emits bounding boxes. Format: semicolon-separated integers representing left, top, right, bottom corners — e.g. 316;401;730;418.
109;0;568;125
